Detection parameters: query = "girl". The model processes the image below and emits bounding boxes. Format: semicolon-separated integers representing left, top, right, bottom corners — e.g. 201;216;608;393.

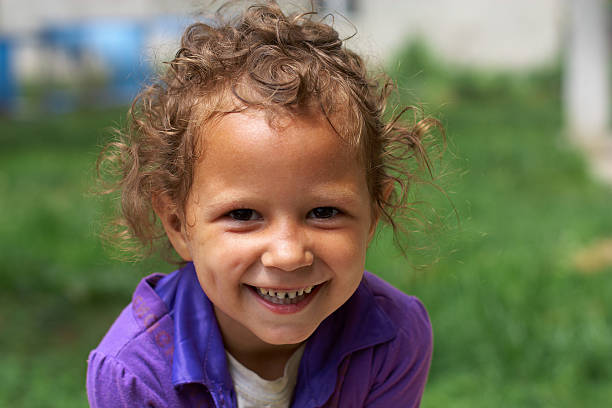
88;2;437;407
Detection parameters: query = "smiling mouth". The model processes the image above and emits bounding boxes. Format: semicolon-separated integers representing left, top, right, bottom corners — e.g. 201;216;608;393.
249;284;321;305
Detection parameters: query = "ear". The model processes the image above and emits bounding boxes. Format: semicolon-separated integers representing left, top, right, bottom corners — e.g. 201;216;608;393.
152;193;193;261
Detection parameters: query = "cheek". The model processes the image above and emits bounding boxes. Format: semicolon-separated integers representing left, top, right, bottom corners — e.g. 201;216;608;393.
191;231;261;275
315;229;369;269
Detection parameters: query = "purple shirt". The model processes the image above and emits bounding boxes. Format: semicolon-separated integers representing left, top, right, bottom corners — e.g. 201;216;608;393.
87;263;432;407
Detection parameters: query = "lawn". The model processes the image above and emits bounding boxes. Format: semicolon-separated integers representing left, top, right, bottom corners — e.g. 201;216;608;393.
1;46;612;407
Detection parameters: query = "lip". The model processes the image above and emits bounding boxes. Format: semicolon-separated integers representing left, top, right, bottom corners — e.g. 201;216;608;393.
247;282;324;314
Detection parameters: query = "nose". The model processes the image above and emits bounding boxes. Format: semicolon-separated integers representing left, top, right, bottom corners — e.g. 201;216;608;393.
260;222;314;271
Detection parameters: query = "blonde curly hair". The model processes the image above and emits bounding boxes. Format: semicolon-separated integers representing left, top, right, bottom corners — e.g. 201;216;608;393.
98;1;442;260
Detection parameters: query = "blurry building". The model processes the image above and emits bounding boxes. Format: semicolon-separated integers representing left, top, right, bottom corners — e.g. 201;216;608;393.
325;0;564;70
564;0;609;141
1;0;609;159
563;0;612;181
0;0;195;112
0;0;567;80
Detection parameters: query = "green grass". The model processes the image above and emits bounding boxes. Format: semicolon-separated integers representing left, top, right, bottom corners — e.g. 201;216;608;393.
369;100;612;406
369;45;612;407
2;46;612;406
0;109;166;407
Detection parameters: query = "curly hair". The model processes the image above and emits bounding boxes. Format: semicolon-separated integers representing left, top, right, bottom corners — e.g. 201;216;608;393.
98;0;442;260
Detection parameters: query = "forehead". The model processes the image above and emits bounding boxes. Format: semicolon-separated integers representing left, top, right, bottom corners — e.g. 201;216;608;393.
191;80;363;151
193;109;366;190
204;108;357;155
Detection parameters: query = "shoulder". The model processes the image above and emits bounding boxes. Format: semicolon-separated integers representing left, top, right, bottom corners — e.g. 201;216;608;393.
87;274;176;407
360;272;433;406
91;273;173;363
363;271;432;346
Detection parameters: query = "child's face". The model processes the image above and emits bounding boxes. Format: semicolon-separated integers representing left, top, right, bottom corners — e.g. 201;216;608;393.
164;110;377;347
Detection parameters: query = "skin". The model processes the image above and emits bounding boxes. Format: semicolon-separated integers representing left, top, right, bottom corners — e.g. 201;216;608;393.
155;109;379;380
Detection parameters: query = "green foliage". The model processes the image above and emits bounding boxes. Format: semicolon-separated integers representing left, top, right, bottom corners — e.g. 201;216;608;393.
1;42;612;406
0;110;167;299
389;40;562;107
0;109;168;406
368;42;612;407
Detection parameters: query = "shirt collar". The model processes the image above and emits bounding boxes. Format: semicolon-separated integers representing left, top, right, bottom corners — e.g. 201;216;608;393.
155;262;234;394
293;271;397;406
155;264;397;406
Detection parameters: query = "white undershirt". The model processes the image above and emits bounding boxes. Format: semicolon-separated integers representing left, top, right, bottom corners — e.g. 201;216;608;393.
225;345;305;408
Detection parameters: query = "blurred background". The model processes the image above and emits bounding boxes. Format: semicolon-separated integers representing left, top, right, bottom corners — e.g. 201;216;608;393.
1;0;612;406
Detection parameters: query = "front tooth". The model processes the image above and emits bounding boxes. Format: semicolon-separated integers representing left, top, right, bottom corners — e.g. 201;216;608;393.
276;291;286;299
304;286;313;294
288;291;297;299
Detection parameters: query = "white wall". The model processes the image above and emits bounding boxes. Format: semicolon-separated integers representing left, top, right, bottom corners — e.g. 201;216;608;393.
1;0;566;81
336;0;565;69
0;0;192;32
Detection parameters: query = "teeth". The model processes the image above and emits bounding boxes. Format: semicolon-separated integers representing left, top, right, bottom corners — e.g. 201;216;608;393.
254;284;317;300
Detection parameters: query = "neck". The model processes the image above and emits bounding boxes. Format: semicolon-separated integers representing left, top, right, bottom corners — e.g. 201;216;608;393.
214;307;303;380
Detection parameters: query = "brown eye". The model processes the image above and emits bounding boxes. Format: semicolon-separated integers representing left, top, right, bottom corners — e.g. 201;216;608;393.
308;207;339;219
228;209;260;221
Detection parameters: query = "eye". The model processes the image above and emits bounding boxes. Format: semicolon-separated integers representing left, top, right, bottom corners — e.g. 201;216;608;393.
308;207;339;219
227;209;261;221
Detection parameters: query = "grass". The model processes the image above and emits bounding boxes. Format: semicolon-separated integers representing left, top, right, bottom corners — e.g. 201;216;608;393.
369;44;612;407
2;45;612;406
0;109;165;407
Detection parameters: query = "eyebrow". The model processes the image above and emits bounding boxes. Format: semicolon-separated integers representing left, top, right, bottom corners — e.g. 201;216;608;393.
202;186;363;211
201;195;254;213
307;186;363;204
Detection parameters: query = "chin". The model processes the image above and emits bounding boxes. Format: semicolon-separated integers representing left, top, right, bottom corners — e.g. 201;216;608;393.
256;326;315;346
